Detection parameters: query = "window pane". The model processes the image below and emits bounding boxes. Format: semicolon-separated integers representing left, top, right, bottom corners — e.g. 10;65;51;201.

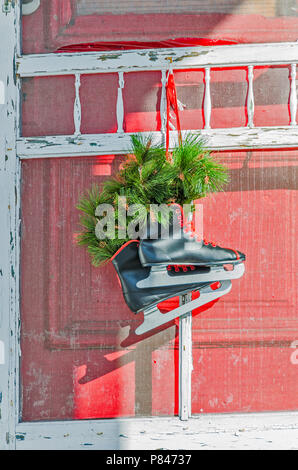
20;156;178;421
22;74;119;137
190;148;298;414
254;66;291;127
22;76;76;136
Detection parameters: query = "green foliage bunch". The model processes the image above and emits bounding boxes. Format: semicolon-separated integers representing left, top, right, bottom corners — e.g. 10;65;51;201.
76;133;229;266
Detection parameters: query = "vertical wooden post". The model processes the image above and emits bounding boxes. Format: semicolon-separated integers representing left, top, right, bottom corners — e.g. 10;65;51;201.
179;294;193;420
160;69;167;145
178;205;194;421
0;1;21;450
74;73;81;136
117;71;124;133
247;65;255;128
290;63;297;126
204;67;211;129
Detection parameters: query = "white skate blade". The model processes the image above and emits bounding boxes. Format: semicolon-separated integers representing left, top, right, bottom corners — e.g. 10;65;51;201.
136;263;245;289
135;280;232;335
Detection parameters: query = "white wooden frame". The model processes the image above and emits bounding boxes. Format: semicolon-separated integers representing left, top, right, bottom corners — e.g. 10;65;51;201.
0;2;298;450
16;41;298;157
0;0;21;450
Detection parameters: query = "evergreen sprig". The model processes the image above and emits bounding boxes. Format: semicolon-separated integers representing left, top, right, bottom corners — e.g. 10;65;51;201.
76;133;229;266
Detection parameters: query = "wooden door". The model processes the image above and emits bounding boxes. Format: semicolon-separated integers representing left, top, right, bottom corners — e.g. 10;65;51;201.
19;0;298;422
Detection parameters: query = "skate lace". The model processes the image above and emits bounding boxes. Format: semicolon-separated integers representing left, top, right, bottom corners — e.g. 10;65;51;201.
167;264;196;272
203;238;217;247
175;207;197;239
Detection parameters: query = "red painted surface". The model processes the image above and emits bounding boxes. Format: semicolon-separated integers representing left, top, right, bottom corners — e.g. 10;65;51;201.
22;2;298;54
20;2;298;421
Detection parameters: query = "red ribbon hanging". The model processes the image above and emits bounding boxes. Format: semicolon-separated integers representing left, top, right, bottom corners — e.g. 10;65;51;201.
165;70;182;159
57;38;237;53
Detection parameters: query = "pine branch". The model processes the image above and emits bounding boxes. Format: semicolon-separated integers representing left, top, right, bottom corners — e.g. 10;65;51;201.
76;132;229;266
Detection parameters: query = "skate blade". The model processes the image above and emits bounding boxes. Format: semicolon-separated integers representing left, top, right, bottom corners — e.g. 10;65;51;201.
135;280;232;335
136;263;245;289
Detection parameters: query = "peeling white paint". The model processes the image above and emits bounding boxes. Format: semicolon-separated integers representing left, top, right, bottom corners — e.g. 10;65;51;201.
0;80;4;104
160;70;167;137
116;72;124;133
203;67;211;129
14;412;298;450
16;42;298;77
0;340;4;364
290;64;297;126
179;294;193;421
247;66;254;128
16;126;298;159
0;1;21;450
73;73;81;136
0;136;5;171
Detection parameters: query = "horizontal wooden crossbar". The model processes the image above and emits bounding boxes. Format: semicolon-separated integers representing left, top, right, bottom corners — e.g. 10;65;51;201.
17;42;298;76
17;127;298;159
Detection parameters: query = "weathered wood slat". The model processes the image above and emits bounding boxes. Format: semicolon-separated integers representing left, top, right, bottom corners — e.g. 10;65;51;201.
247;65;255;128
0;2;21;450
160;70;167;136
73;73;81;136
15;412;298;450
179;207;195;421
290;63;297;126
203;67;211;129
116;72;124;133
179;296;193;421
17;42;298;77
16;126;298;158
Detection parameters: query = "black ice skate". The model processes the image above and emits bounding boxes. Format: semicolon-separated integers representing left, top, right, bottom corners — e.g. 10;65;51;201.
111;240;232;335
137;204;245;289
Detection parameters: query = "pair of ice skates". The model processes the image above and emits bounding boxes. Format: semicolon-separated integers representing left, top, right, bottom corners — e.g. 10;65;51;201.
112;205;245;335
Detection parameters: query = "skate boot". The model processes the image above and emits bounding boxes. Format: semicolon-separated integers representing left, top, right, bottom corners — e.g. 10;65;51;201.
111;240;232;335
137;204;245;289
